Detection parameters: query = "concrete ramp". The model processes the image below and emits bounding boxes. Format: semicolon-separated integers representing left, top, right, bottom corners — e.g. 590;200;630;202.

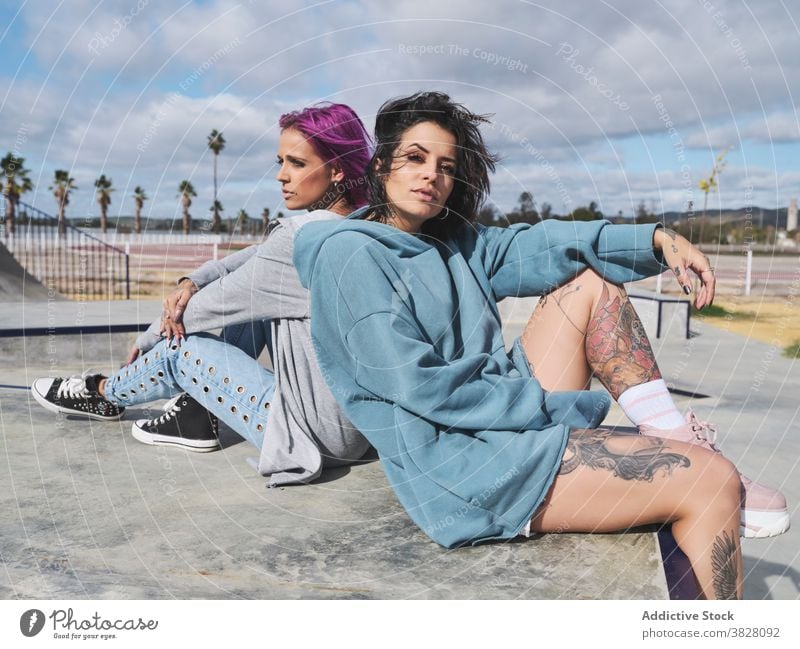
0;242;53;301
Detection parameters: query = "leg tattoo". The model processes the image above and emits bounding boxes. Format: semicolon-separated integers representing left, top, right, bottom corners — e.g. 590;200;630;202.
711;531;740;600
559;429;690;480
540;281;586;335
585;283;662;398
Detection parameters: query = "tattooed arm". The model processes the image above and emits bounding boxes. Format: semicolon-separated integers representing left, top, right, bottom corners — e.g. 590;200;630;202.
652;228;716;309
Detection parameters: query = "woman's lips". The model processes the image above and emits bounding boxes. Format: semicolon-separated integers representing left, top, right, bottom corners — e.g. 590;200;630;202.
413;189;435;201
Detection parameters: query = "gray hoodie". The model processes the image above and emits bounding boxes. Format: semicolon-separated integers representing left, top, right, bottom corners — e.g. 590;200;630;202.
136;211;369;486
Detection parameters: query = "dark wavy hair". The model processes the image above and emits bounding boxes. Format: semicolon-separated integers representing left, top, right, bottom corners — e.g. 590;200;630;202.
366;91;498;237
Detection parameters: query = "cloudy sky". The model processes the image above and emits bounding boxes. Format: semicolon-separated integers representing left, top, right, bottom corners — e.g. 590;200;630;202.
2;0;799;222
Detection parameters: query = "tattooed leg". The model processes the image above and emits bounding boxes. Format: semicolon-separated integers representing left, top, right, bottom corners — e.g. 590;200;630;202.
530;429;743;599
559;428;690;480
521;269;664;396
585;282;662;399
711;531;740;599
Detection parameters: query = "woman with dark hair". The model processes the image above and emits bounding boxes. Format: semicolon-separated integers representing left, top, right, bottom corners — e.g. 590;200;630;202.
32;103;373;486
294;92;788;598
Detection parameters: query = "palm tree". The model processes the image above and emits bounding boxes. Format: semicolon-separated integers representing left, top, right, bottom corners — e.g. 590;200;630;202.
50;170;78;236
261;207;270;234
132;186;148;234
207;129;226;233
94;174;114;233
698;148;730;244
177;180;196;235
210;199;224;233
1;153;34;235
236;208;249;235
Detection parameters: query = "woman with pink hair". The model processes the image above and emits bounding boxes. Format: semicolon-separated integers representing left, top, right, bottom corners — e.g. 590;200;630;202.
32;103;374;486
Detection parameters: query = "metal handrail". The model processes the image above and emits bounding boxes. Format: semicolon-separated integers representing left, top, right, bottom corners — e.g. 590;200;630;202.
2;196;130;300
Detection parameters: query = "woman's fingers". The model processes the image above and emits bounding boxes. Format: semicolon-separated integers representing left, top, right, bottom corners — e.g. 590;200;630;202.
172;290;191;322
126;345;140;366
672;262;692;295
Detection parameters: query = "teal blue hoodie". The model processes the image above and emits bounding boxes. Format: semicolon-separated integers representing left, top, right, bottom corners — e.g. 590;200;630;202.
294;213;666;548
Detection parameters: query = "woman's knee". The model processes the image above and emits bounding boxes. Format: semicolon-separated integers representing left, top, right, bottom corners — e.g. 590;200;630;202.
689;450;742;511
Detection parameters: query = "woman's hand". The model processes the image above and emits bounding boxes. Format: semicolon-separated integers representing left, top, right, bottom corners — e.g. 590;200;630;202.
653;228;715;309
164;278;198;322
159;278;198;339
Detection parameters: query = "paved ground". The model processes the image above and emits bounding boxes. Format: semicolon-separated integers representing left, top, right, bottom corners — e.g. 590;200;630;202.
1;290;797;599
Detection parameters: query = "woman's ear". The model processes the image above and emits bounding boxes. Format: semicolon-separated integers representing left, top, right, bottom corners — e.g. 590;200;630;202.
329;163;345;184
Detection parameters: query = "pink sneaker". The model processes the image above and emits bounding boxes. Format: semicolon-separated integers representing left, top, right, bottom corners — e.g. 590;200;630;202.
639;410;790;539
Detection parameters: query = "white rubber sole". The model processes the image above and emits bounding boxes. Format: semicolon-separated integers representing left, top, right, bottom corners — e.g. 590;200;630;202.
30;379;124;421
740;509;791;539
131;420;220;452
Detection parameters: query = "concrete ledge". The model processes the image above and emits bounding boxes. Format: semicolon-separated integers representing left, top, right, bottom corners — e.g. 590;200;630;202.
0;328;670;599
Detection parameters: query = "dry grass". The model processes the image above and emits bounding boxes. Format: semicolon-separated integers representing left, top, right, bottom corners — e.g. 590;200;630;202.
694;296;800;348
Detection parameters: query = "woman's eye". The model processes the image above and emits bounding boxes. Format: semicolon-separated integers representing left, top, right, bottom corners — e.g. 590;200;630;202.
440;164;455;174
407;153;424;163
291;160;305;168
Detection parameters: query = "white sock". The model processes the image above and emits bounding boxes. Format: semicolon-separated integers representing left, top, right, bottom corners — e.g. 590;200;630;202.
617;379;685;429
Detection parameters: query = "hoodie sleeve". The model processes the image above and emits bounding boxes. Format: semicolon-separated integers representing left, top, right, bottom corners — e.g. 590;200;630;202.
478;220;667;301
172;224;309;335
184;245;259;288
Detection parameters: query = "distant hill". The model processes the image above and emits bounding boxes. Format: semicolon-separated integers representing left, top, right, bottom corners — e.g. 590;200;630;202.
659;207;788;229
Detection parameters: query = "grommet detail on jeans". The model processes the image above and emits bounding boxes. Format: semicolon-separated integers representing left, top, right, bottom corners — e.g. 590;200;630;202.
139;383;145;388
243;415;249;423
264;402;270;410
171;345;178;351
208;366;216;374
250;395;256;403
180;370;186;376
144;358;149;364
149;377;157;383
231;406;237;414
256;423;263;432
157;370;164;377
217;396;224;403
223;377;230;384
183;351;190;358
202;386;209;393
131;389;137;394
155;351;160;359
236;386;244;394
195;359;201;366
125;371;129;377
134;364;139;370
115;376;120;382
120;393;128;398
192;378;198;384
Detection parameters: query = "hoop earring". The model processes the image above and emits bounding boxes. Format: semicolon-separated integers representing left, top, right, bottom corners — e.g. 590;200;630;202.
437;206;450;221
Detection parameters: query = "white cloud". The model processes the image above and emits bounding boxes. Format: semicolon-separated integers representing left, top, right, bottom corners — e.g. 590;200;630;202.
4;0;798;217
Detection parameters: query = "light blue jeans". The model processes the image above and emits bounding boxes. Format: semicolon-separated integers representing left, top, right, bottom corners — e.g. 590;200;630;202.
104;321;274;449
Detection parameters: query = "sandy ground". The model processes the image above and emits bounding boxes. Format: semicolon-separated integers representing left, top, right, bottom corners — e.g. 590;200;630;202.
695;296;800;349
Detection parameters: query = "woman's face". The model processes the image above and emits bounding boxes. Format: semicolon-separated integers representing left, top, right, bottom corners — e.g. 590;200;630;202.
381;121;457;232
275;127;343;212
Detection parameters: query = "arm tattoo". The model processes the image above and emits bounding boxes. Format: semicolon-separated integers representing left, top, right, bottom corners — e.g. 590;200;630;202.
663;229;680;253
585;283;661;398
559;428;690;481
711;531;740;599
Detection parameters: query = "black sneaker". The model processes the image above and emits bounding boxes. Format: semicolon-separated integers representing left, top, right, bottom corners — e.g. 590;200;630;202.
131;393;219;452
31;373;124;421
